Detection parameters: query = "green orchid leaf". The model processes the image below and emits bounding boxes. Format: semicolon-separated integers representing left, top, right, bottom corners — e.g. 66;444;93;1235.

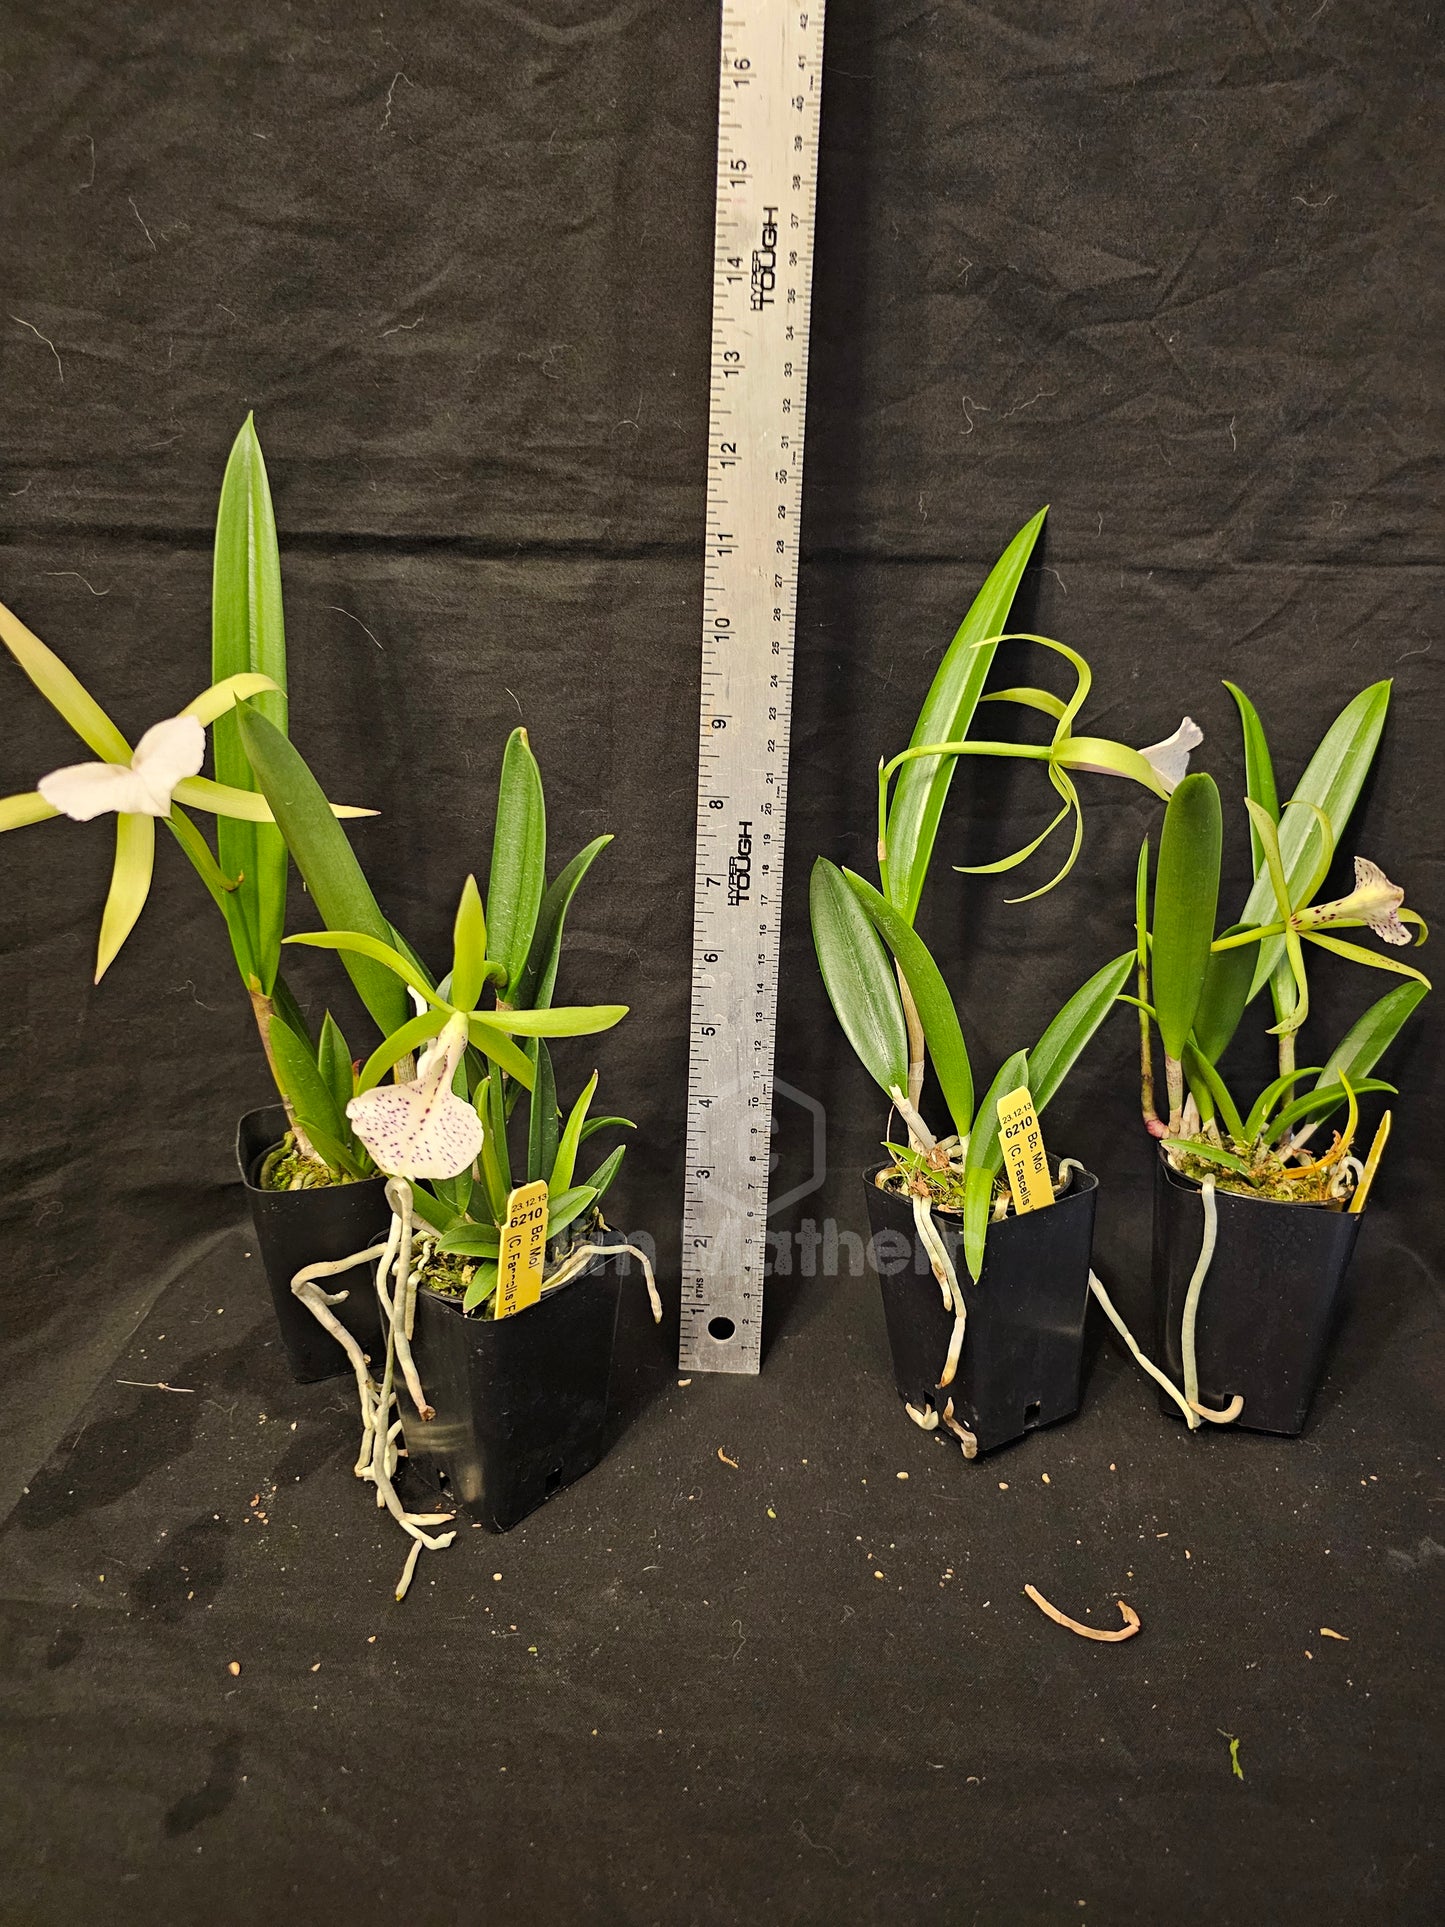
317;1012;355;1123
237;706;409;1038
526;1039;560;1185
356;1008;450;1094
546;1184;599;1241
487;1058;513;1197
550;1071;599;1198
95;813;156;983
1151;773;1223;1062
1222;680;1279;876
438;1223;500;1258
884;507;1047;920
1029;950;1135;1114
1191;923;1257;1065
513;835;613;1011
1181;1043;1247;1145
1267;1078;1396;1144
962;1047;1030;1281
1316;981;1428;1095
810;858;909;1100
475;1077;510;1223
407;1183;460;1235
463;1017;537;1091
1300;930;1431;988
448;873;489;1011
842;867;974;1138
270;1015;364;1179
486;727;546;996
1161;1138;1253;1177
1242;1066;1325;1142
1241;681;1391;994
462;1263;500;1313
581;1141;626;1208
0;597;131;763
210;417;289;994
430;1165;474;1220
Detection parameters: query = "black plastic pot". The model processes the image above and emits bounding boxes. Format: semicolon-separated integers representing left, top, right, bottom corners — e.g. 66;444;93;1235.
236;1106;388;1384
399;1244;625;1533
1152;1154;1363;1436
864;1163;1099;1456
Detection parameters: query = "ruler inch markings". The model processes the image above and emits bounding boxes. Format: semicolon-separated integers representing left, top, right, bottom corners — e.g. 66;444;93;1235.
680;0;825;1376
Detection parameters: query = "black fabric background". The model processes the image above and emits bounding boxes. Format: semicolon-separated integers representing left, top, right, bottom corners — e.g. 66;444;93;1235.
0;3;1440;1921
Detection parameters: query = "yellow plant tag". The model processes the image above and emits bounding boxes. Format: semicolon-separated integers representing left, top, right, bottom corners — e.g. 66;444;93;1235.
996;1085;1054;1215
494;1179;549;1320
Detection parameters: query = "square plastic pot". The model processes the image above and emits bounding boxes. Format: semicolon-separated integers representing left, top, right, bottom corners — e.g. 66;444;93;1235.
863;1163;1099;1456
399;1245;625;1533
236;1106;388;1384
1152;1153;1363;1436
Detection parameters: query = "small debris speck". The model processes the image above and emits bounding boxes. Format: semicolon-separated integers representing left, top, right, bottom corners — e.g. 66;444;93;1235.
873;1570;885;1580
998;1482;1009;1491
767;1507;777;1519
310;1663;321;1673
718;1447;739;1469
1320;1628;1349;1641
1042;1474;1051;1484
896;1471;909;1480
493;1573;503;1582
227;1661;241;1677
678;1377;691;1386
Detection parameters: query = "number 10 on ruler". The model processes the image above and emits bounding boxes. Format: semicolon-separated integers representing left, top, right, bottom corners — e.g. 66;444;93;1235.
680;3;826;1375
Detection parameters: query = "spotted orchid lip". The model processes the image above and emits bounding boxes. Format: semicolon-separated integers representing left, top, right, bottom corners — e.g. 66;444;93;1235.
346;1013;483;1179
1296;856;1412;946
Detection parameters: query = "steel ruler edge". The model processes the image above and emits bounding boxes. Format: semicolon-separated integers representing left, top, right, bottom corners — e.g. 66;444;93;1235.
679;1;826;1374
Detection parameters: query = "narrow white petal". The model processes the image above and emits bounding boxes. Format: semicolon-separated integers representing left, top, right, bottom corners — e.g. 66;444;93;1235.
1139;717;1203;793
131;715;205;813
38;761;150;821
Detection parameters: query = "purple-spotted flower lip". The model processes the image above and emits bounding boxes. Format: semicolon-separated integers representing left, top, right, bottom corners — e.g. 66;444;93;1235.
1296;857;1413;947
346;1012;483;1179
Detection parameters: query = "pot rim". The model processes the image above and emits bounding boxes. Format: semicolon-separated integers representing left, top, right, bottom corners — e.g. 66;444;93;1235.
235;1104;385;1198
1155;1143;1361;1217
416;1234;619;1323
863;1156;1098;1220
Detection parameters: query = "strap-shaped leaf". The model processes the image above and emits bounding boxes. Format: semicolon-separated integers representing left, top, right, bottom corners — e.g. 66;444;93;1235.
486;727;546;996
238;705;410;1038
475;1078;510;1223
885;507;1047;920
1241;681;1391;995
0;597;131;762
546;1184;599;1241
1162;1138;1252;1176
1152;773;1222;1061
1182;1043;1246;1145
438;1223;501;1258
514;835;613;1011
581;1141;627;1207
1191;923;1257;1065
462;1263;500;1313
526;1039;559;1184
1029;950;1135;1112
317;1012;355;1123
962;1048;1029;1280
449;874;488;1011
1266;1077;1396;1144
842;867;973;1137
1222;680;1278;876
550;1071;599;1197
211;417;289;994
1316;981;1428;1095
810;858;908;1100
487;1058;512;1196
270;1015;365;1179
1242;1066;1325;1142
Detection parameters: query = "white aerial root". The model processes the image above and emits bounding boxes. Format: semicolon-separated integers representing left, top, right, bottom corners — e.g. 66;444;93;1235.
904;1401;939;1431
1180;1180;1244;1424
911;1194;966;1392
290;1185;661;1597
940;1396;978;1459
1087;1270;1199;1429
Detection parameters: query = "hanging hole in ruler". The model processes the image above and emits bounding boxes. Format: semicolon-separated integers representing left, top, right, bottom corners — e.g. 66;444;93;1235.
707;1316;737;1343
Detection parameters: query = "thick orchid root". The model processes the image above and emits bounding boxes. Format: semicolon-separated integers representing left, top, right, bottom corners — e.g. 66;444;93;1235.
905;1401;939;1431
911;1195;968;1394
1180;1180;1244;1424
940;1397;978;1459
1087;1270;1199;1430
544;1242;664;1324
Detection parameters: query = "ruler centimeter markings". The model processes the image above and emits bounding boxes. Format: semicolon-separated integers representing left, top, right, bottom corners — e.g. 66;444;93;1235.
679;1;826;1375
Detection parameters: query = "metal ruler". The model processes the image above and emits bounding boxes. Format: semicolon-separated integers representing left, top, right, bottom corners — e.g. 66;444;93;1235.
679;0;826;1374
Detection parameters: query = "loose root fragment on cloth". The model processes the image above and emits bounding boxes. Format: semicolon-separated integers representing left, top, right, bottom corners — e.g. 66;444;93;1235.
905;1401;939;1431
1024;1584;1141;1642
290;1185;660;1597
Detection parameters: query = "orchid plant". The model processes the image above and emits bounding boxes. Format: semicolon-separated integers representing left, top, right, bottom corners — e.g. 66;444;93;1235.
1136;680;1429;1207
814;510;1199;1260
245;720;659;1595
0;419;386;1184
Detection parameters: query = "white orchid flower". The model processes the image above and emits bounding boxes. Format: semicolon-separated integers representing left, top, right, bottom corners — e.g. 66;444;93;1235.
346;1012;483;1180
1296;857;1413;947
38;714;207;821
1137;717;1204;794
